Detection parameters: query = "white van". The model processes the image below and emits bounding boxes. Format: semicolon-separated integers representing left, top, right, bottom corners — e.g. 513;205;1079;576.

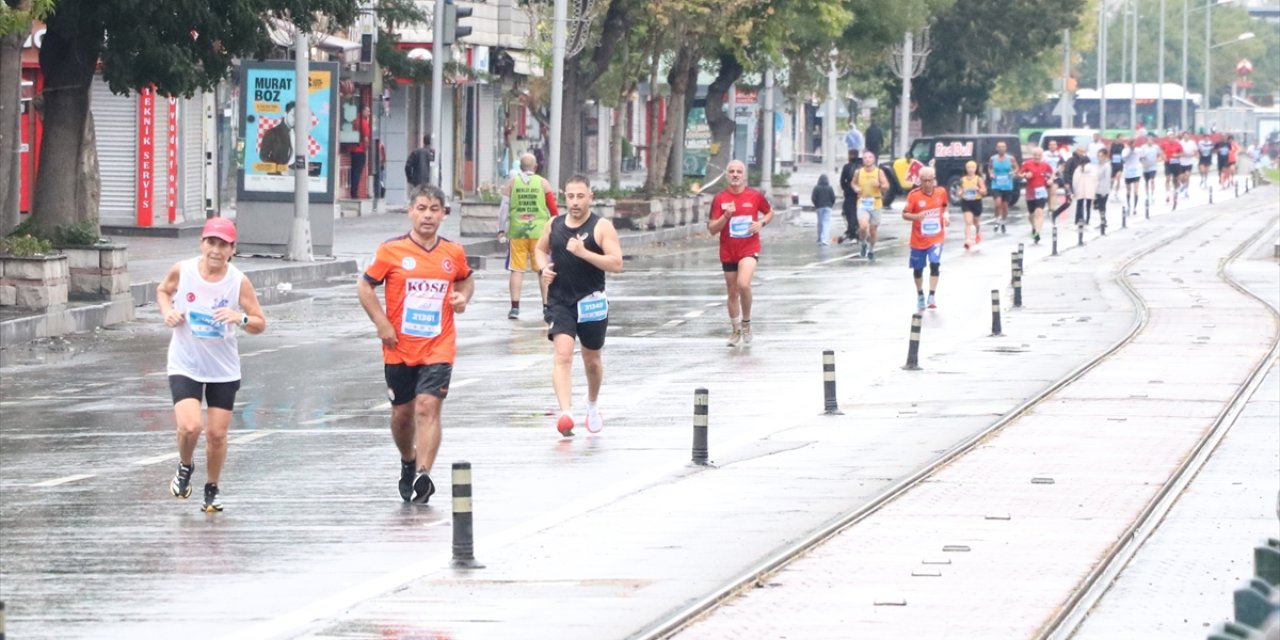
1038;128;1097;152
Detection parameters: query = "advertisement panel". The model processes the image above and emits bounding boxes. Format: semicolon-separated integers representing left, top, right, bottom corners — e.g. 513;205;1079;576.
237;60;339;202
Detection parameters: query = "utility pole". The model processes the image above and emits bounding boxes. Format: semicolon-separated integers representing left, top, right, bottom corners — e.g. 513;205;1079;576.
897;34;911;158
1061;29;1072;128
1099;0;1107;129
827;49;839;171
1181;0;1189;129
549;0;567;190
287;30;313;262
1131;0;1139;132
431;0;445;188
1158;0;1166;132
761;67;774;190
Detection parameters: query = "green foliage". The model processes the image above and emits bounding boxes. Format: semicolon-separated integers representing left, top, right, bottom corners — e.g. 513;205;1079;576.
473;182;502;204
51;219;100;246
772;171;791;188
0;234;53;257
0;0;55;36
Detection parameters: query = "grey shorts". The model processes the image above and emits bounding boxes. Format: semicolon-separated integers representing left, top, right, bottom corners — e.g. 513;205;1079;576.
856;208;882;226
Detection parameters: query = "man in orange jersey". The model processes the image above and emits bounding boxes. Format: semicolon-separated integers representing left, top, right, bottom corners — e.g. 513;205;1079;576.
358;184;475;504
902;167;950;312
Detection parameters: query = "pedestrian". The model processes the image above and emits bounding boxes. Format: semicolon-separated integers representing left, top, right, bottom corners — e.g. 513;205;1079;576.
864;118;884;160
708;159;774;347
497;152;559;320
902;167;949;312
844;120;864;158
838;149;860;244
1020;147;1054;245
1120;139;1141;214
357;184;475;504
534;175;623;436
958;160;987;250
1138;136;1160;203
1095;148;1112;229
350;105;371;199
1071;146;1098;226
852;150;890;261
404;135;435;188
811;174;836;246
157;218;267;513
986;141;1017;233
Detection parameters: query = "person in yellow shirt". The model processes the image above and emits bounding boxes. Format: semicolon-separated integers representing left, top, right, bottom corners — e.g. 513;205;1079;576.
958;160;987;250
851;151;890;262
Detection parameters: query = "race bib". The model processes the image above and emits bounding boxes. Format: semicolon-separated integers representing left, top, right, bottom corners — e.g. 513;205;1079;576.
860;197;875;212
187;307;224;340
577;291;608;323
401;278;448;338
994;175;1012;190
963;188;977;200
728;215;753;239
1034;186;1048;200
921;214;942;236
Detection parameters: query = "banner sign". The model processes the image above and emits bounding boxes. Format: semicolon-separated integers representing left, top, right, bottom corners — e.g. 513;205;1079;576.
167;97;178;223
237;60;339;203
136;87;155;226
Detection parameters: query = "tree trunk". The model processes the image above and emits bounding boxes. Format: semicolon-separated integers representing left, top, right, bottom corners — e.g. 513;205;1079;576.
34;9;102;234
646;42;696;193
608;89;626;191
665;60;698;188
705;52;743;182
0;31;23;235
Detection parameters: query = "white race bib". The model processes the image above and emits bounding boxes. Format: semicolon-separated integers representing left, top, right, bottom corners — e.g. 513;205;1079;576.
728;215;753;239
577;291;608;323
994;174;1012;190
860;197;875;212
401;278;448;338
963;188;977;200
187;307;224;340
1034;186;1048;200
921;213;942;236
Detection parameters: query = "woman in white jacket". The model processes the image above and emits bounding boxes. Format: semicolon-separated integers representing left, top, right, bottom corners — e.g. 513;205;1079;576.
1071;150;1098;227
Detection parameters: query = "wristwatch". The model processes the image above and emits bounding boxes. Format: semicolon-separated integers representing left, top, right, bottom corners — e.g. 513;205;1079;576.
241;313;250;326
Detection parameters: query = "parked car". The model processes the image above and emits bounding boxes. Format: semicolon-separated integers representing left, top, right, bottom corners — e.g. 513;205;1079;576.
1038;128;1098;154
882;134;1025;206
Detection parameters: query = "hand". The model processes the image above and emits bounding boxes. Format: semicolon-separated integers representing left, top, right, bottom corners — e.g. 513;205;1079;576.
748;220;764;235
540;264;557;287
162;309;185;327
449;291;469;314
376;320;398;350
212;307;242;326
566;234;585;257
497;231;507;244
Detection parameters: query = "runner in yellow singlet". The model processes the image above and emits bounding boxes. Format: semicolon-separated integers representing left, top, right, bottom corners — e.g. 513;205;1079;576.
851;151;890;262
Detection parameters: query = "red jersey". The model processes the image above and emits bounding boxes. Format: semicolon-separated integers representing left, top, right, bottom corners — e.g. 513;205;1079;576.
1160;138;1181;162
904;186;949;250
710;187;772;263
364;234;472;366
1021;160;1054;200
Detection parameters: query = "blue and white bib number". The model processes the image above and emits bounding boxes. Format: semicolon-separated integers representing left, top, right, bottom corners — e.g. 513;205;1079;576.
921;215;942;236
728;215;753;239
187;308;224;339
1034;186;1048;200
963;188;977;200
860;197;875;212
402;278;447;338
577;291;608;323
994;175;1012;190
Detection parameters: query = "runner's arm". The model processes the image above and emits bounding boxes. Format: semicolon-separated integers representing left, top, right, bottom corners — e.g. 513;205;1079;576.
542;178;560;216
357;276;397;349
580;218;623;273
706;200;728;234
450;273;475;313
156;262;185;327
497;179;512;235
234;277;266;335
533;220;554;273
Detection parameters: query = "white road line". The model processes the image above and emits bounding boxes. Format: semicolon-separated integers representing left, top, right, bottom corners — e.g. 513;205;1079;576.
230;432;273;445
132;453;176;466
631;330;657;337
452;378;482;389
663;319;684;327
145;371;168;377
705;302;721;307
31;474;96;487
683;310;705;319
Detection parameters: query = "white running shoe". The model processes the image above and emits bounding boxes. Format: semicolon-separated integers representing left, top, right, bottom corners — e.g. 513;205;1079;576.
742;322;753;344
727;328;742;347
585;404;603;433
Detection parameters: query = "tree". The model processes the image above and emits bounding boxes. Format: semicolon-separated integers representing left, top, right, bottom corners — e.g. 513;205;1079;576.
31;0;359;234
0;0;54;235
909;0;1082;133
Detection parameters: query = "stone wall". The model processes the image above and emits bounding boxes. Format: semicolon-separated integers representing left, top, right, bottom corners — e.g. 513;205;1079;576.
0;255;69;311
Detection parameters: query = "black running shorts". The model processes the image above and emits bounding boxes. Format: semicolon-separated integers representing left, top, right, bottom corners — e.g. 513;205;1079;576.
546;303;608;351
385;362;453;404
169;375;241;411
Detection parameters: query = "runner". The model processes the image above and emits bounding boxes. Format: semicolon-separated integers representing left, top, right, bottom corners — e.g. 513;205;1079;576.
1215;135;1232;189
902;167;949;312
1020;148;1054;245
707;159;774;347
1044;139;1065;214
1120;138;1142;215
1138;136;1161;204
986;141;1016;234
497;153;558;320
852;150;890;261
1161;132;1182;200
957;160;986;250
157;218;267;513
1095;148;1113;231
1197;132;1215;188
534;175;623;436
357;185;475;504
1109;135;1126;193
1179;131;1198;198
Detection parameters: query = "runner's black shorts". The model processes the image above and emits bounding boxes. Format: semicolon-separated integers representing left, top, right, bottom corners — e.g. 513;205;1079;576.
169;375;241;411
1026;198;1047;212
991;189;1015;204
1164;162;1178;176
722;255;760;272
1143;170;1157;181
1198;154;1212;167
1111;163;1123;177
546;303;608;351
1124;176;1140;185
385;362;453;404
960;199;982;216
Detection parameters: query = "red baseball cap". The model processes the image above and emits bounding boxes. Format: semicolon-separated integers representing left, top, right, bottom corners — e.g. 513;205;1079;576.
202;217;237;243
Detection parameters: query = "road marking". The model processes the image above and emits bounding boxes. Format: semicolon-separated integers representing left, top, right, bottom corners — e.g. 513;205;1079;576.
31;474;96;487
682;310;705;319
705;302;721;307
133;453;176;466
230;432;273;445
452;378;481;389
663;319;683;327
145;371;167;377
631;330;657;337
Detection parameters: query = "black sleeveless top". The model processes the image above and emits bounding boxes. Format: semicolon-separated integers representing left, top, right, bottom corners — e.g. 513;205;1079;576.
548;214;606;306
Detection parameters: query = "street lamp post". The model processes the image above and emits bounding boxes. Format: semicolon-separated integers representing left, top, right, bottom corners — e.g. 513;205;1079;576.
1158;0;1166;132
827;48;838;170
1131;0;1139;132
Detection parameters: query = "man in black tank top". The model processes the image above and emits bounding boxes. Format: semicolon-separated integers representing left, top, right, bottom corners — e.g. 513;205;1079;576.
534;175;623;437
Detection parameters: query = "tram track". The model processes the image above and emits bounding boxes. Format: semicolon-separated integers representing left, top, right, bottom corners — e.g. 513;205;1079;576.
636;203;1280;640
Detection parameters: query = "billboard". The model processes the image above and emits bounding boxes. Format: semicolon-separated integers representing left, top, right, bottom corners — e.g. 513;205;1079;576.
237;61;339;202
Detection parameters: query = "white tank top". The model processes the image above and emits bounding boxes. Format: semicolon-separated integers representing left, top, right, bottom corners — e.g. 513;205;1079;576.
166;257;245;382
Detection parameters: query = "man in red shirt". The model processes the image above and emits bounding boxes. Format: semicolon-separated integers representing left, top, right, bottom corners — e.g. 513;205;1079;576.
1020;147;1055;245
708;159;773;347
1161;133;1183;197
357;184;475;504
902;167;950;312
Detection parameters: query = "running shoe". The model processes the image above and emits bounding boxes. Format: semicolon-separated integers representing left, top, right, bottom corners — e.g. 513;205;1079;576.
964;242;971;251
727;328;742;347
975;229;982;244
859;241;868;258
170;462;194;499
742;322;753;344
410;474;435;505
867;249;875;263
398;458;415;502
917;293;926;312
507;306;519;320
927;294;937;309
201;483;222;512
585;404;604;433
1033;232;1041;244
556;413;575;436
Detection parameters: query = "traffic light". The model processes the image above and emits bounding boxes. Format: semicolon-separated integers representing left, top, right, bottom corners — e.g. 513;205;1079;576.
442;0;472;45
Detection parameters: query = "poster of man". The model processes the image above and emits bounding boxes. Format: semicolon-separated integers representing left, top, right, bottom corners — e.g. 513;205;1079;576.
238;61;339;202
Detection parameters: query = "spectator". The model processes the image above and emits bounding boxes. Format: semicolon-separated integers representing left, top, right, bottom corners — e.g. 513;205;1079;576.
864;119;884;159
404;135;436;188
811;174;836;246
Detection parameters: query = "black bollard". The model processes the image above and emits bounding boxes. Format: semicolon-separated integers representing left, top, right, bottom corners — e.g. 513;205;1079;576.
1051;224;1059;256
1016;244;1025;273
1013;258;1023;308
1077;224;1084;247
990;289;1004;337
1122;203;1128;228
1009;251;1018;284
1235;180;1239;198
692;388;710;465
1208;185;1213;204
822;351;843;415
451;462;485;569
903;313;923;371
1100;211;1107;236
